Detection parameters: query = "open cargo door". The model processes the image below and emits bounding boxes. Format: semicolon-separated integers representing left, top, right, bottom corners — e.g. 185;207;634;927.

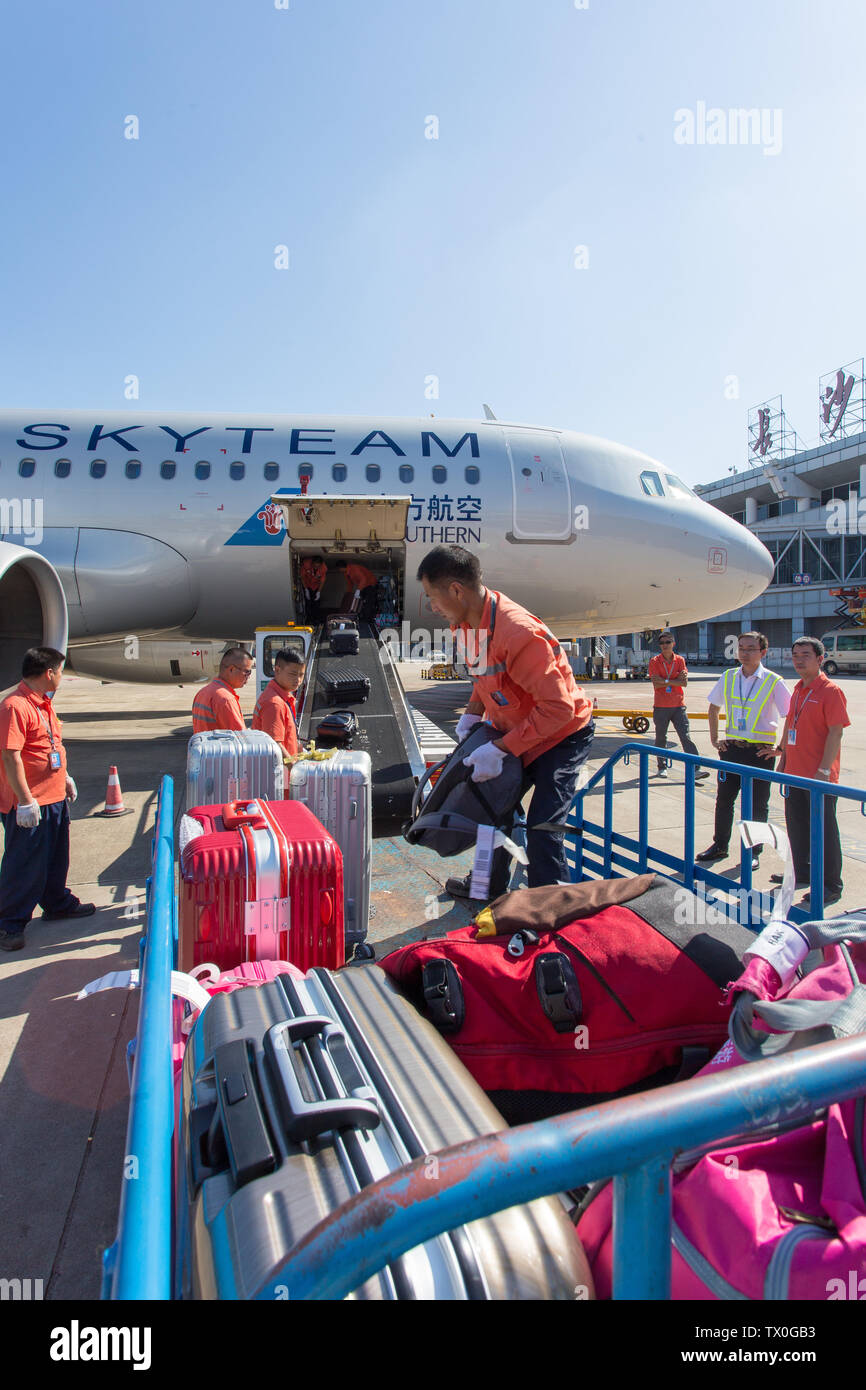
274;495;411;550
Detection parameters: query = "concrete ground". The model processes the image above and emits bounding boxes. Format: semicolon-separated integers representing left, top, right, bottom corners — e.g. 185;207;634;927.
2;663;866;1299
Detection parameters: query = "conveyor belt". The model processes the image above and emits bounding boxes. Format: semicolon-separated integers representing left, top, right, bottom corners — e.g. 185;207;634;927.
298;622;420;823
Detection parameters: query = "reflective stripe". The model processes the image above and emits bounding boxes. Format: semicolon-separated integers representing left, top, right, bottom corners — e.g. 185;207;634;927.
722;667;780;743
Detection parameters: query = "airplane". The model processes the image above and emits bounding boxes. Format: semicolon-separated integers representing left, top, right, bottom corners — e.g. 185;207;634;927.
0;408;773;687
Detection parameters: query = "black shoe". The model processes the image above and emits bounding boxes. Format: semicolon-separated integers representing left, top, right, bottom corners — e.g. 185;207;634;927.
41;902;96;921
444;875;507;903
696;845;728;862
695;770;711;781
770;873;809;888
799;890;842;909
0;931;25;952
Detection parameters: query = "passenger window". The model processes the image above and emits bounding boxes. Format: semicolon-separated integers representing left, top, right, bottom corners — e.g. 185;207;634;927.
297;464;312;481
432;464;447;484
399;464;414;484
366;464;381;482
264;462;279;481
465;465;480;484
161;461;176;480
126;461;142;479
332;463;347;482
18;458;35;478
229;462;245;480
54;459;71;478
640;470;664;497
90;460;106;479
195;461;210;481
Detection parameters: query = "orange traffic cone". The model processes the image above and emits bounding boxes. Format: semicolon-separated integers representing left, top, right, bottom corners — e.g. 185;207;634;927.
100;765;132;817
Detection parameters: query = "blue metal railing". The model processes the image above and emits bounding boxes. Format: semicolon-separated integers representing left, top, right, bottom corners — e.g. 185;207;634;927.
105;775;175;1300
564;742;866;923
263;1033;866;1300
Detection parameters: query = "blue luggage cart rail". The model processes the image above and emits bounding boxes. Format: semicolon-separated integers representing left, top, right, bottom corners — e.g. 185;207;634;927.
564;741;866;924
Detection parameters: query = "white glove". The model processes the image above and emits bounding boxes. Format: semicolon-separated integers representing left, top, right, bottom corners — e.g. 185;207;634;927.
65;776;78;803
463;743;507;783
455;713;482;740
16;801;41;828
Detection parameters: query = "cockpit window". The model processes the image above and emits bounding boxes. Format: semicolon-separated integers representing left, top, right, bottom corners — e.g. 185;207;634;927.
640;470;664;497
665;472;694;500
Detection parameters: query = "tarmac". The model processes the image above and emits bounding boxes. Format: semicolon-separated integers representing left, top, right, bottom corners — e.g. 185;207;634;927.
3;662;866;1299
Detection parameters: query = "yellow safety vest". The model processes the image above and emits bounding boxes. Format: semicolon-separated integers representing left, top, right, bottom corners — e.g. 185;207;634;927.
722;666;779;743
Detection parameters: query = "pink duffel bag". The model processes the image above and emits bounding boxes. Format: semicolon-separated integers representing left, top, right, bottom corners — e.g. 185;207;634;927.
578;912;866;1300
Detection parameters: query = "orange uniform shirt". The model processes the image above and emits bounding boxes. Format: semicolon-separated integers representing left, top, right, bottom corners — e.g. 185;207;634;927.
300;559;327;592
191;678;245;734
345;564;376;591
458;590;593;766
648;653;687;709
780;673;850;782
0;682;68;812
252;679;299;759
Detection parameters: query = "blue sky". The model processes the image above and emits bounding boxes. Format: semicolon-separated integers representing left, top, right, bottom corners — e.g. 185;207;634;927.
2;0;864;484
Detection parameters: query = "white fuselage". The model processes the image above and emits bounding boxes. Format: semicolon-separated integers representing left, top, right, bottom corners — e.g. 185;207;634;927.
0;410;772;654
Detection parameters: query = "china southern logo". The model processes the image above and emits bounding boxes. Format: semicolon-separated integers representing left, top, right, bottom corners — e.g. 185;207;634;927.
224;488;301;547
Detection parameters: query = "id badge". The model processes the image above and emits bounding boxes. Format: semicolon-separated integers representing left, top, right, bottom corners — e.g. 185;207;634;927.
737;719;747;731
49;750;62;770
665;685;671;694
787;730;796;746
491;691;509;706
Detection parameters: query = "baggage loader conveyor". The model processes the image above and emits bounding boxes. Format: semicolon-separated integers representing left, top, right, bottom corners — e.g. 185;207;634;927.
299;621;427;823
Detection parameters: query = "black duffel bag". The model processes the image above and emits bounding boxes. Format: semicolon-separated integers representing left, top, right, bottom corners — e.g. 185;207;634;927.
403;723;524;857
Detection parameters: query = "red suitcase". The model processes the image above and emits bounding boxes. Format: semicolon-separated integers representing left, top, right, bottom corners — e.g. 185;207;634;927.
178;799;344;974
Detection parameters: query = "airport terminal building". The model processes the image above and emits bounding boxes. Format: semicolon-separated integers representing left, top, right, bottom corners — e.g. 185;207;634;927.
675;366;866;663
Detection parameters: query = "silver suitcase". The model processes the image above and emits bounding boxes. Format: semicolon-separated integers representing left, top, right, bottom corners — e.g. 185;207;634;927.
289;749;371;955
177;965;594;1300
186;730;285;809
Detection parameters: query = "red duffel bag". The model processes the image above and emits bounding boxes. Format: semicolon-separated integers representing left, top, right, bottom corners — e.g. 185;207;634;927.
379;877;756;1117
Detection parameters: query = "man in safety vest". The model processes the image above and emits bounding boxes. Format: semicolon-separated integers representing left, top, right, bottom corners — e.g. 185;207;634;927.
697;632;790;869
300;555;327;623
252;648;305;765
336;560;378;622
191;646;253;733
418;544;595;900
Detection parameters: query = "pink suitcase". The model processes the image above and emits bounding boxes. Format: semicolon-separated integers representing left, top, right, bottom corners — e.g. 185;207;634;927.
178;798;344;974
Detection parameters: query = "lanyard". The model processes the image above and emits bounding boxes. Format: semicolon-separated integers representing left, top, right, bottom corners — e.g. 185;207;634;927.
36;707;58;750
789;690;815;731
660;656;676;680
736;670;761;707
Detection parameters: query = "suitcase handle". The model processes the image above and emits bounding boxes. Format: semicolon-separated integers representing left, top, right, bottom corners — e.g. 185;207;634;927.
212;1039;278;1189
264;1016;381;1142
221;799;267;829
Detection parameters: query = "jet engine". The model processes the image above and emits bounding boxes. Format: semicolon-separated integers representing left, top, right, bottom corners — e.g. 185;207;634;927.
0;541;69;692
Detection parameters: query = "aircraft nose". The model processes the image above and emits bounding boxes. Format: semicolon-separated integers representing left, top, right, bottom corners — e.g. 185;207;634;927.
711;512;774;607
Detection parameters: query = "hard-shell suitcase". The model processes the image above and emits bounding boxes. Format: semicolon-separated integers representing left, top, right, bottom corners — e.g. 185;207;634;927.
186;730;284;810
319;666;370;704
315;710;358;743
289;750;372;955
329;628;360;656
178;799;344;974
176;963;594;1300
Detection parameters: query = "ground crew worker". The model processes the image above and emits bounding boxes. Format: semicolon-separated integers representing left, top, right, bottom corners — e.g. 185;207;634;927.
252;649;305;765
649;631;709;779
418;544;595;900
697;631;790;870
300;555;327;622
0;647;94;952
191;646;253;733
774;637;849;908
336;560;378;622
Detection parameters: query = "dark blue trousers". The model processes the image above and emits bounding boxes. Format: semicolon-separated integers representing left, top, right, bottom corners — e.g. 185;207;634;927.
490;720;596;893
0;800;76;937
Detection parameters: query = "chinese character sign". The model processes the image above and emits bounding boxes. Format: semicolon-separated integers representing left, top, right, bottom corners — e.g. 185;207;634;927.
819;361;865;442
